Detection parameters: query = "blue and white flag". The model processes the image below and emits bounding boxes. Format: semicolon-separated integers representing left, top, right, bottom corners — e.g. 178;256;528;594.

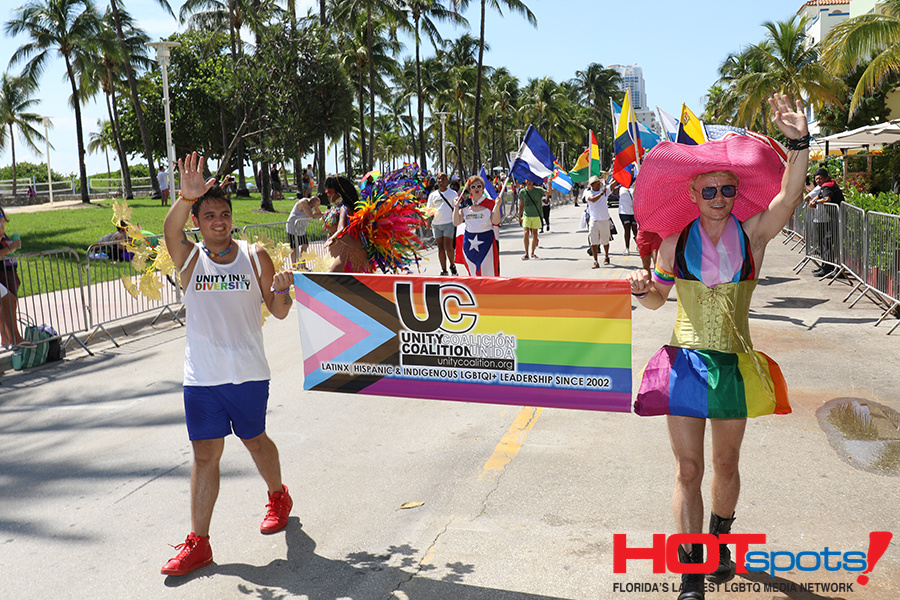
510;125;555;184
478;166;499;200
657;106;679;142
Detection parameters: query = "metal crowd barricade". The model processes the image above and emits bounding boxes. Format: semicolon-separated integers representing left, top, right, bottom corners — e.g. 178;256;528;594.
838;203;869;303
84;235;182;346
242;220;329;271
864;212;900;334
796;202;841;278
6;249;91;353
783;204;804;248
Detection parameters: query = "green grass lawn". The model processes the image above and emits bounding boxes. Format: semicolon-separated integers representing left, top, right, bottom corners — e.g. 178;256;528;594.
4;193;324;296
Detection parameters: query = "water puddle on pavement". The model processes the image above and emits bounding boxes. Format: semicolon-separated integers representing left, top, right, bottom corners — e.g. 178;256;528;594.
817;398;900;475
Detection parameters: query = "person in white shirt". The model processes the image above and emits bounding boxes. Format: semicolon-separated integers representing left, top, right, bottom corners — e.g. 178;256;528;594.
582;175;612;267
158;166;170;206
427;173;458;275
612;182;637;255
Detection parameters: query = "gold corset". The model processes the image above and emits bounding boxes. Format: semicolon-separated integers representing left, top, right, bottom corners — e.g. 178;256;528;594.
670;278;758;353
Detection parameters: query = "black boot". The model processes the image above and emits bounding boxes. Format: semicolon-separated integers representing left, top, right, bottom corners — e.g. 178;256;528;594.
706;512;736;583
677;545;705;600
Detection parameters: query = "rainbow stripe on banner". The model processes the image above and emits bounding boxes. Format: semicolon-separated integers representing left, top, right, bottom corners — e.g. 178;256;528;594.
294;273;633;412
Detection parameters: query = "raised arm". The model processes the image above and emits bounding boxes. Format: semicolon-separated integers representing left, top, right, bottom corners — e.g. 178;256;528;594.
163;152;216;270
745;94;810;244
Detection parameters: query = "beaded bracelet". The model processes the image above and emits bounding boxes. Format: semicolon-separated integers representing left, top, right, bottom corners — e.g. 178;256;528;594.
178;193;198;203
271;287;290;295
784;133;811;151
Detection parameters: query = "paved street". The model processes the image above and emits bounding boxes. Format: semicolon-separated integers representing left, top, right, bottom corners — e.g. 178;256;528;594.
1;200;898;600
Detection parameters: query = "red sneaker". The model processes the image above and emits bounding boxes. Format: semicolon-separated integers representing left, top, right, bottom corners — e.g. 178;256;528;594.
161;532;212;576
260;484;292;534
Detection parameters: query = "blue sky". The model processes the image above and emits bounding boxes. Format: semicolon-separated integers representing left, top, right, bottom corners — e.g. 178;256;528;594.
0;0;806;176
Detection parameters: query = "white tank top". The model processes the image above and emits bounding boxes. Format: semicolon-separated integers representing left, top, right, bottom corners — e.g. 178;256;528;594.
181;240;270;386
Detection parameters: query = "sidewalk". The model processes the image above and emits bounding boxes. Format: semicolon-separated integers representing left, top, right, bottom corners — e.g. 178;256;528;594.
0;200;897;600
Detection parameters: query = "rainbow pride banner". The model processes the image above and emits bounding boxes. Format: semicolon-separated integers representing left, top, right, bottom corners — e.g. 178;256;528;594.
294;273;632;412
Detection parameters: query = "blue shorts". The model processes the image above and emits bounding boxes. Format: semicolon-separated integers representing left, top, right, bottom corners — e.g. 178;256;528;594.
184;380;269;441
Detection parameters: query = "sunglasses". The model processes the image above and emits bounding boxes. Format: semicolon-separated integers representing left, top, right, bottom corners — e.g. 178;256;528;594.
469;184;484;189
698;185;737;200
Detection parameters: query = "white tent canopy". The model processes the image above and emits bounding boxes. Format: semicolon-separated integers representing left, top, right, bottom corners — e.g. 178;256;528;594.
814;119;900;150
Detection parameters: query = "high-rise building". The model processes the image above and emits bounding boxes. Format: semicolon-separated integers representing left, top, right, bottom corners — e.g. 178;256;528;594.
608;63;660;136
609;64;647;110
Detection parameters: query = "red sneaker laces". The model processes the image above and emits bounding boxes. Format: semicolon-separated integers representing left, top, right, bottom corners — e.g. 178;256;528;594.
265;495;285;518
169;536;197;560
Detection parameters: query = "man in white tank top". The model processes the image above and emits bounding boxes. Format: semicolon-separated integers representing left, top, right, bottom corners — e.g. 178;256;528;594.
160;152;295;577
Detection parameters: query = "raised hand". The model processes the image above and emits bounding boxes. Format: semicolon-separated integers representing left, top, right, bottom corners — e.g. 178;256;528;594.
768;93;808;141
178;151;216;200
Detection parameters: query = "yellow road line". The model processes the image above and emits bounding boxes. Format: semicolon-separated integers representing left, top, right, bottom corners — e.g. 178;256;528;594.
479;406;543;481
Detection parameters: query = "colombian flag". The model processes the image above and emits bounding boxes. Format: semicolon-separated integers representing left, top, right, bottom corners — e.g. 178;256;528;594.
676;103;708;145
612;89;642;187
568;130;601;183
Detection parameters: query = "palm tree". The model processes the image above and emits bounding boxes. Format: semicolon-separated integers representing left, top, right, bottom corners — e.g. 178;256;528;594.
336;0;404;172
82;7;149;199
6;0;101;203
488;67;518;167
820;0;900;117
456;0;535;173
88;119;115;186
0;73;46;197
180;0;252;193
335;10;401;176
518;76;571;151
108;0;174;197
569;63;622;161
719;16;845;132
395;0;466;171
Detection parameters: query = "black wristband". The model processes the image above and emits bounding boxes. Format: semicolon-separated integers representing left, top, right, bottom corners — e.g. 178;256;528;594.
785;133;811;151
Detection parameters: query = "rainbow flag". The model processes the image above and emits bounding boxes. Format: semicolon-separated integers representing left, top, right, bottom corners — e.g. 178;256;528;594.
294;273;633;412
568;130;602;183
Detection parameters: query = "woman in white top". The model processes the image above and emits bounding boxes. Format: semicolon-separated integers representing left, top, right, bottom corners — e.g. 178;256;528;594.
452;175;503;276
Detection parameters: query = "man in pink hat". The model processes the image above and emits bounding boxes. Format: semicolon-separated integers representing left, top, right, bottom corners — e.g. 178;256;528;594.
626;94;809;600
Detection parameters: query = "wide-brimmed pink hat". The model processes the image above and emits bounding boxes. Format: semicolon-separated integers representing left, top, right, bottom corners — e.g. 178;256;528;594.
633;136;785;238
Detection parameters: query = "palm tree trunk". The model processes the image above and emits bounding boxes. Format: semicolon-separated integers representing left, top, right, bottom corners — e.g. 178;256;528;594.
472;0;486;173
110;0;159;195
64;56;90;203
367;2;375;173
415;17;427;171
107;86;133;199
358;71;366;176
9;125;16;197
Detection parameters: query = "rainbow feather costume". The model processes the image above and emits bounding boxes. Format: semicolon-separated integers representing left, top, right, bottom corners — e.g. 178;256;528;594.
336;165;428;273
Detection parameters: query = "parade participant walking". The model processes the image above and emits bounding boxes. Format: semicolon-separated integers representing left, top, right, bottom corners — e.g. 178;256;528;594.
583;176;612;267
427;173;458;275
518;179;545;260
627;94;808;600
322;175;368;273
613;182;637;255
453;175;502;276
160;152;295;577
